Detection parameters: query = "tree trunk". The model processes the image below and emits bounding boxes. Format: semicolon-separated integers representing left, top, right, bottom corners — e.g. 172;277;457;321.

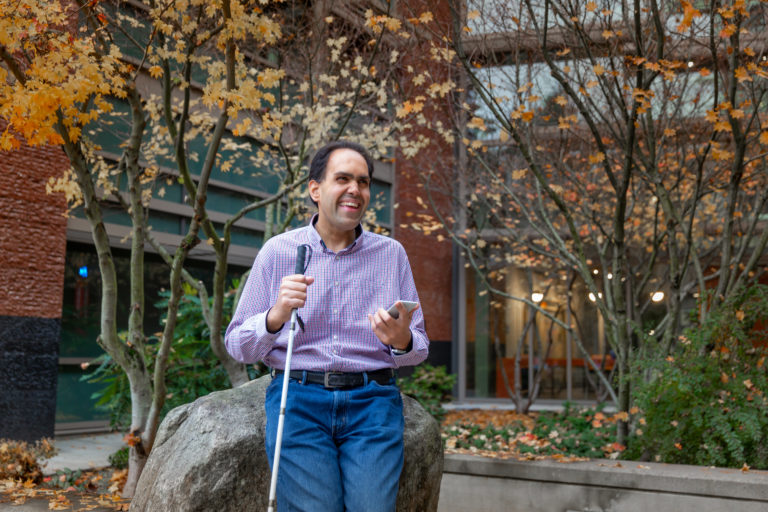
124;446;148;498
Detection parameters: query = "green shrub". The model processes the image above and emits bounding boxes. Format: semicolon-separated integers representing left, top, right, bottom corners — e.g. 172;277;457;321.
398;364;456;421
627;285;768;469
84;282;264;429
108;446;129;469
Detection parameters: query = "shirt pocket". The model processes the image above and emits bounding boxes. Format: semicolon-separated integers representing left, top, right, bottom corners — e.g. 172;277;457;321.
352;275;388;317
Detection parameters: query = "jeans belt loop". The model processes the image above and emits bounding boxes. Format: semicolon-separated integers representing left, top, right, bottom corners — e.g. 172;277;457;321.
363;371;369;386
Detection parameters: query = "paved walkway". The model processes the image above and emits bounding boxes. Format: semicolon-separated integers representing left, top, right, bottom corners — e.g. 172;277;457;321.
0;433;125;511
41;433;124;475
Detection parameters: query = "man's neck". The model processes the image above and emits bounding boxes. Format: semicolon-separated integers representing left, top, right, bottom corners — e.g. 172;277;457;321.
314;218;358;252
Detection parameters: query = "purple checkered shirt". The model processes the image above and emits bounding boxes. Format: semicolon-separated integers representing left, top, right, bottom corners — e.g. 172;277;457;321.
225;216;429;372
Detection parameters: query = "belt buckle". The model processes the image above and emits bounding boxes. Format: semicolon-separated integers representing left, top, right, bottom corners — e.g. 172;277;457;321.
324;372;344;388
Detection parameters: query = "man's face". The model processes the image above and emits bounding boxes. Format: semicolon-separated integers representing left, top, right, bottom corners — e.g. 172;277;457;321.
308;148;371;237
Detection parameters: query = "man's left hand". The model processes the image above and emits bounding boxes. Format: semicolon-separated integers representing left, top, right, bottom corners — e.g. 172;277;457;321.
368;301;419;350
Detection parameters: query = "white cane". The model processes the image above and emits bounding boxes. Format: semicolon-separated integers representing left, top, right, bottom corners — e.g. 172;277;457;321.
267;244;309;512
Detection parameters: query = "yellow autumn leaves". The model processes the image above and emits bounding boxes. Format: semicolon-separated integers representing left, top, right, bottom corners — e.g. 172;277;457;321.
0;0;126;149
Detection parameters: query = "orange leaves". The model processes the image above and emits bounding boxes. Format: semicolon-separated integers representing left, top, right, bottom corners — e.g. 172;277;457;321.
720;23;737;39
734;67;752;82
396;99;424;119
558;114;578;130
677;1;702;32
511;168;528;180
676;3;707;34
467;116;487;131
509;105;535;123
407;11;434;24
714;120;732;132
589;152;606;164
122;433;141;447
0;0;127;149
711;146;733;161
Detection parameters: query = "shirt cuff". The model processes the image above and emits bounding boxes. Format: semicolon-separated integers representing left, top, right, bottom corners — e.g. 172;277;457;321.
390;333;413;355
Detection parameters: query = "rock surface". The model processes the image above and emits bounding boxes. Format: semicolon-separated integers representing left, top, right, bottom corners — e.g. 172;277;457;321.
130;375;443;511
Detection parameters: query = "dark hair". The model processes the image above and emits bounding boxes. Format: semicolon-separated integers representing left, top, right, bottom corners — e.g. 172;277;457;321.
309;141;375;184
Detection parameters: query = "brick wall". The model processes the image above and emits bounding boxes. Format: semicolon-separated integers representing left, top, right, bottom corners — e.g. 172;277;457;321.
0;126;69;318
394;0;455;351
0;120;69;440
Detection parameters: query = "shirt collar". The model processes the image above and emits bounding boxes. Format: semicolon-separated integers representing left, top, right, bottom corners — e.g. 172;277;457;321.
308;213;365;254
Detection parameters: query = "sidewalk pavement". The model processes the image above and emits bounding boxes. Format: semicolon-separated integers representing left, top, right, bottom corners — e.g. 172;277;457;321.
0;433;125;512
42;433;125;475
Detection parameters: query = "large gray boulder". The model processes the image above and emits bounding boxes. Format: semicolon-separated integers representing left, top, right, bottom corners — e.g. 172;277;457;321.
130;375;443;511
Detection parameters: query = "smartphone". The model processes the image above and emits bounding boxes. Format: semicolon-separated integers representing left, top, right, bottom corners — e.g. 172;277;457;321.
385;300;418;319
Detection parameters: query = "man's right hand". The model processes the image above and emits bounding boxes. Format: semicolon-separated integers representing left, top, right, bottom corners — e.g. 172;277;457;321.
266;274;315;332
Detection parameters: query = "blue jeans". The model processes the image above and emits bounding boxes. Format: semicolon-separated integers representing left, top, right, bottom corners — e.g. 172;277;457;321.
264;374;404;512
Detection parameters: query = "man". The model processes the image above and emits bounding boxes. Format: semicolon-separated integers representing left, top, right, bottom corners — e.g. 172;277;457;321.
225;140;429;511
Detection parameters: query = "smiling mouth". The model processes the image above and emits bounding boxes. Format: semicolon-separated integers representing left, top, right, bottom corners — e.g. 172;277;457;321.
339;201;361;209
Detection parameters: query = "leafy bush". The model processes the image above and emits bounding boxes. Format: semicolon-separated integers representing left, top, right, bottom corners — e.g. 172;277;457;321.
398;364;456;421
108;446;129;469
0;438;57;482
627;285;768;469
85;282;264;429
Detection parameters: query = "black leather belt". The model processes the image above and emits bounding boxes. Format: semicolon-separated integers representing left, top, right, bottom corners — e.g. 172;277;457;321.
271;368;396;388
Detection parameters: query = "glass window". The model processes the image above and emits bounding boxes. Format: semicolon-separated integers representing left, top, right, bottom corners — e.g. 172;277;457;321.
465;266;610;402
55;365;110;423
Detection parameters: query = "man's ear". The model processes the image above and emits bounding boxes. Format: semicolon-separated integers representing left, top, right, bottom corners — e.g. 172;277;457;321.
308;180;320;203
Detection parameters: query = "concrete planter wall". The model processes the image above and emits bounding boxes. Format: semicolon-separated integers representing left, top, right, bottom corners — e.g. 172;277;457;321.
439;454;768;512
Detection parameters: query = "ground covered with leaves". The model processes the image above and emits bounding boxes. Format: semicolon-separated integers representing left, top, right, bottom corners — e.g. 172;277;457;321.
0;469;129;510
441;406;633;462
0;438;129;511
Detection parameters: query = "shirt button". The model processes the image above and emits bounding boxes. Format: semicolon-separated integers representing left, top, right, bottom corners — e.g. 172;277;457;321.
333;335;338;340
334;281;339;286
333;309;338;314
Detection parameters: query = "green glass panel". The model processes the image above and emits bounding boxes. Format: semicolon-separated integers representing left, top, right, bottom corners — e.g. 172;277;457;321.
370;180;392;225
230;226;263;248
148;211;181;234
55;365;110;423
99;4;153;62
206;187;266;222
210;137;283;194
86;98;132;156
158;178;185;203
